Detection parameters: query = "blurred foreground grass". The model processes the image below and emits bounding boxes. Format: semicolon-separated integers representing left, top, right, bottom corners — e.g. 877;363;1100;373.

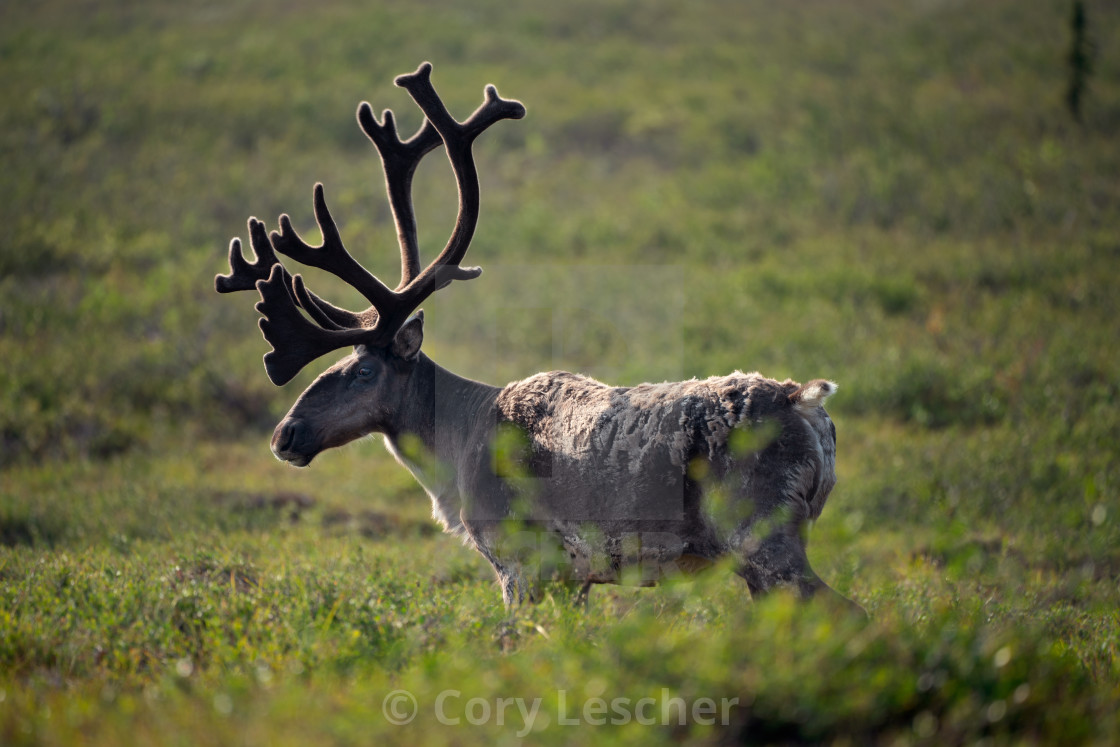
2;0;1119;744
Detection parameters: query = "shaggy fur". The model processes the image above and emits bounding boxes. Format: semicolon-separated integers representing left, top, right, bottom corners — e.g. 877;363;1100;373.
466;369;845;603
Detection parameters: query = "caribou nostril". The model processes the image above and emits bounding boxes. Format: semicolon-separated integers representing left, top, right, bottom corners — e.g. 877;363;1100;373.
272;420;300;453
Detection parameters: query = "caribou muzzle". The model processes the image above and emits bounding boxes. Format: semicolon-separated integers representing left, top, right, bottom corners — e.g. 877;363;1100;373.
271;419;317;467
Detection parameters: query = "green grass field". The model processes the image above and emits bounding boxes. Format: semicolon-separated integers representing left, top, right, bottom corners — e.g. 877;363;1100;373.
2;0;1119;743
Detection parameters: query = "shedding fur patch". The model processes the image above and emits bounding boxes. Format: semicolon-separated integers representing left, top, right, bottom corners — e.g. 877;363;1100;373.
790;379;838;413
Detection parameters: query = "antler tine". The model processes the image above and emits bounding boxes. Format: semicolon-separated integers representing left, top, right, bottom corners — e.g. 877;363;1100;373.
217;216;366;332
290;273;377;331
396;65;525;270
357;103;443;289
215;218;280;293
370;62;525;326
269;183;397;311
255;264;376;386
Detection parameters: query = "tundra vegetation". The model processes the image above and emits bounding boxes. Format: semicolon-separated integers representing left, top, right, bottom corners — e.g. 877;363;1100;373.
1;1;1119;744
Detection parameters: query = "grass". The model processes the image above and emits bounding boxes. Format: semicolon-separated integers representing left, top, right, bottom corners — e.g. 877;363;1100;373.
2;0;1119;743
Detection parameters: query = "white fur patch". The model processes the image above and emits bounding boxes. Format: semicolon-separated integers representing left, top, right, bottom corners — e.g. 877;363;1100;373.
793;380;837;412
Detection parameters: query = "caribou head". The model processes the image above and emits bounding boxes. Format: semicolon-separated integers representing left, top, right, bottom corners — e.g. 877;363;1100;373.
215;62;524;467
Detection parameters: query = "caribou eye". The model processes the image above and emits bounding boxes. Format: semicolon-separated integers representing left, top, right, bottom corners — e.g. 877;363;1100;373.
357;367;372;378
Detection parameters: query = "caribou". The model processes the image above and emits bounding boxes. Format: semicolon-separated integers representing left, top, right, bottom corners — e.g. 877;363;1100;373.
216;62;858;611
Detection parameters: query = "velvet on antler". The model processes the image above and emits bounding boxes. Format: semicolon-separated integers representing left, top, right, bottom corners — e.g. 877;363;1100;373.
215;62;525;385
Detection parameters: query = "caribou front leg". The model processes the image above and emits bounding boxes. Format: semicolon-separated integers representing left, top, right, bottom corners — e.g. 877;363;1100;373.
732;514;866;615
459;513;534;607
733;520;821;598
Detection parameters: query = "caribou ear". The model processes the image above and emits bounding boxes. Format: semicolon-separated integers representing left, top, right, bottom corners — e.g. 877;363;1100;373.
391;310;424;360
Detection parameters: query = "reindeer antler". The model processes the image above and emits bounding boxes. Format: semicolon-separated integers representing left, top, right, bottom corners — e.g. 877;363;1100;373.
215;218;279;294
216;62;525;385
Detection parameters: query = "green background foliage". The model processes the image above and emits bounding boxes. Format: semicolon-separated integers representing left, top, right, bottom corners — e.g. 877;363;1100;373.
1;0;1118;743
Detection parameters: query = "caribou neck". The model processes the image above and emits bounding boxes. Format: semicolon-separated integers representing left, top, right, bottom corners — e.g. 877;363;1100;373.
393;352;500;465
